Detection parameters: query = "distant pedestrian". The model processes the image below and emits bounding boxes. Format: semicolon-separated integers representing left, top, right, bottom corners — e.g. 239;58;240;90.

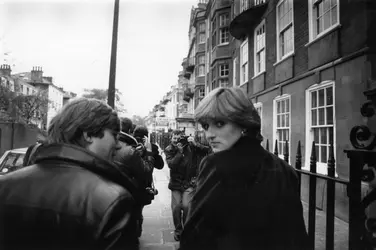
179;87;309;250
165;129;211;241
0;98;139;250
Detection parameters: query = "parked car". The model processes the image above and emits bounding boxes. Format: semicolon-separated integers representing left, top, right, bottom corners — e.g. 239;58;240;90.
0;147;27;175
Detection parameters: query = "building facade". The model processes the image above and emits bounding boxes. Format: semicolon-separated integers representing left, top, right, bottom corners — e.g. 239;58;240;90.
11;67;70;129
227;0;376;221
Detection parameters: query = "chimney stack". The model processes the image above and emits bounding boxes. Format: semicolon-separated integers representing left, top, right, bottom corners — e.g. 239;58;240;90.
44;76;53;83
31;66;43;82
0;64;12;76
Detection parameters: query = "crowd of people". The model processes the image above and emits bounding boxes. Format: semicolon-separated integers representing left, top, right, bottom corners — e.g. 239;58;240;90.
0;87;310;250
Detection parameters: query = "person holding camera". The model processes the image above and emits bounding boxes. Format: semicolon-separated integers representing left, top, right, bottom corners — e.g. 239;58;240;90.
165;129;211;241
114;120;162;238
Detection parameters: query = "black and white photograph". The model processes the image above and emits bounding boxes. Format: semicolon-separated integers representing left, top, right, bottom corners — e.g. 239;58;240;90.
0;0;375;249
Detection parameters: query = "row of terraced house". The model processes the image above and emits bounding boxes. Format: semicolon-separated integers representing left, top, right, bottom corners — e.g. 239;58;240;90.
148;0;376;222
0;65;77;130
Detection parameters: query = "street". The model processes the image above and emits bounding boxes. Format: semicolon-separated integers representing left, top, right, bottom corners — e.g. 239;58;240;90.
139;153;179;250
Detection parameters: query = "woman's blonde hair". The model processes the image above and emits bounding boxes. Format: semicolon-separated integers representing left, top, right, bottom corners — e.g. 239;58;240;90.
195;87;262;141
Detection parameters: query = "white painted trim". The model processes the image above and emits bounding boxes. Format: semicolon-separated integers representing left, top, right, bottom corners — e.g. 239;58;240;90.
272;94;291;163
254;19;266;76
240;38;249;85
233;57;237;87
252;70;265;80
308;0;340;42
276;0;295;62
304;80;337;176
273;52;295;67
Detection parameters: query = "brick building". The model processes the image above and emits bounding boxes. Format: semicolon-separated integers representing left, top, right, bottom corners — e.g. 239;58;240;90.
227;0;376;220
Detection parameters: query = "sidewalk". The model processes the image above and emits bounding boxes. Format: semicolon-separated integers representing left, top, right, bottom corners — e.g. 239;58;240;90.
148;144;349;250
301;202;349;250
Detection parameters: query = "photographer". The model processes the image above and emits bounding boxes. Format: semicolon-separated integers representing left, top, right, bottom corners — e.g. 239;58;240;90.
114;120;158;238
165;129;211;241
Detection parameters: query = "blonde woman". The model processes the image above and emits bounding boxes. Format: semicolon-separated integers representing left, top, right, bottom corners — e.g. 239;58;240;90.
179;87;309;250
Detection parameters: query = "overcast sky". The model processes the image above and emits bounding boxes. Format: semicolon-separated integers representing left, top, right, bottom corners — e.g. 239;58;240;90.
0;0;196;117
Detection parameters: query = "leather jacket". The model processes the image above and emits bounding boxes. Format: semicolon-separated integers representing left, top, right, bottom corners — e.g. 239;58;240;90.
0;143;139;250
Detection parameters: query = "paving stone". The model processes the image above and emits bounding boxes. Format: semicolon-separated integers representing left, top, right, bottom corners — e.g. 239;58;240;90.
162;229;177;244
140;230;162;244
140;244;175;250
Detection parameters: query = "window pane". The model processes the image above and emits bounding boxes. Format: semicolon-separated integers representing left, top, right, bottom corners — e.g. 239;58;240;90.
318;108;325;125
321;146;327;163
286;98;290;112
277;114;280;127
312;110;317;126
318;89;325;106
329;127;334;144
327;106;333;125
314;128;319;143
332;5;338;24
323;12;330;30
282;115;285;127
320;127;327;144
315;145;320;162
312;91;317;108
286;114;289;126
281;100;285;113
326;86;333;105
323;0;330;12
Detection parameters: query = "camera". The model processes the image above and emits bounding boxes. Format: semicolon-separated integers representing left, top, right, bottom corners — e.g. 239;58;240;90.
145;187;158;196
177;135;189;146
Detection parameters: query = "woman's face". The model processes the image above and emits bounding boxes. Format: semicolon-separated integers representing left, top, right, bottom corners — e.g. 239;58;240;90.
201;119;242;153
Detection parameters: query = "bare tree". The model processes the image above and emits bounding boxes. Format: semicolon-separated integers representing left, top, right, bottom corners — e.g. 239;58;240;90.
82;88;127;115
12;89;49;125
0;84;12;112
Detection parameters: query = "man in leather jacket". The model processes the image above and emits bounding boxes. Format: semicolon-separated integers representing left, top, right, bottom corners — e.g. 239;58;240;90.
0;98;139;250
165;129;211;241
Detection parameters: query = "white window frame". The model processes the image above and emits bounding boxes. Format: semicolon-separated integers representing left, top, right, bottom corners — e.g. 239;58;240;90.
198;55;205;64
308;0;340;41
273;95;291;162
198;65;205;76
233;57;237;87
276;0;294;61
199;33;206;44
199;22;205;32
199;88;205;98
219;78;229;87
219;13;229;26
240;38;248;86
304;81;337;176
255;0;266;5
254;102;263;134
219;64;229;77
254;20;266;76
241;0;249;12
219;27;229;44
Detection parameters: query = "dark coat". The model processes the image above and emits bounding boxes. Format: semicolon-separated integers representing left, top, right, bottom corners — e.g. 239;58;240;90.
179;137;310;250
0;143;139;250
165;142;211;192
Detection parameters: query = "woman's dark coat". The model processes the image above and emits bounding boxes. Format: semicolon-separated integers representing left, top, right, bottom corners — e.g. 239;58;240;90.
179;137;310;250
0;143;139;250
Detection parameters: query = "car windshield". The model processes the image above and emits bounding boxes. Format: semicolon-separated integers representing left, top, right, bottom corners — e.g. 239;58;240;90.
0;153;25;173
